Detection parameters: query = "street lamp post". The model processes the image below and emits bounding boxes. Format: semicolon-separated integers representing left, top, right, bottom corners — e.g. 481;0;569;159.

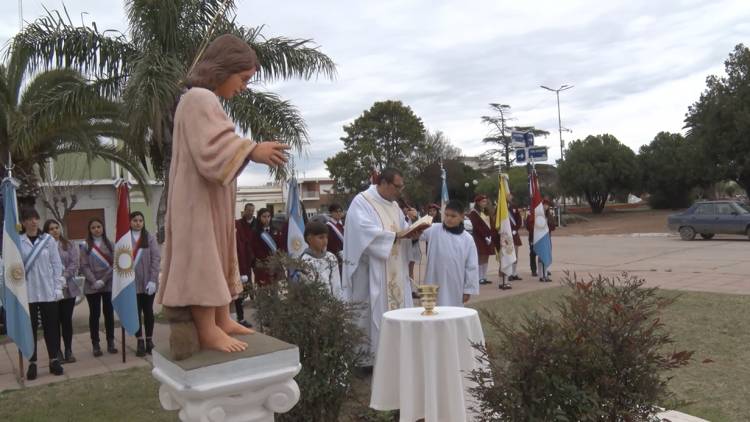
541;84;573;219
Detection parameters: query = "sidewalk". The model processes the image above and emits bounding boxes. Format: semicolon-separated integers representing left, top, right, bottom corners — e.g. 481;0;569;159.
0;323;167;392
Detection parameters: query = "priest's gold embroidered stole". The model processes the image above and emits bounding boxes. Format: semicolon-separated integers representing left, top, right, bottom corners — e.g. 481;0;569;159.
362;191;404;311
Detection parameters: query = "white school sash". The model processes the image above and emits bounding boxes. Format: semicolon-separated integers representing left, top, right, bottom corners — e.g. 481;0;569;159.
23;234;52;273
326;220;344;242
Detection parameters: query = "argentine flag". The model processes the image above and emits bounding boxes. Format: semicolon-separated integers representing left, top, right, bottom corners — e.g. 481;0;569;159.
440;165;449;214
286;178;307;258
530;171;552;269
110;181;139;335
1;177;34;358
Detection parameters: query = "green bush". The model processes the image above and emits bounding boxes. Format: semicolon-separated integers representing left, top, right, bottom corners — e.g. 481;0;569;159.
468;273;693;421
253;254;367;422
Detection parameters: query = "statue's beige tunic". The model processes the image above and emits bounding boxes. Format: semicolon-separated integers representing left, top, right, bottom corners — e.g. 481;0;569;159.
157;87;256;307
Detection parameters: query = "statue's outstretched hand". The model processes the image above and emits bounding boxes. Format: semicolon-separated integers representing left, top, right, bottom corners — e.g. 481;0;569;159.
249;141;290;167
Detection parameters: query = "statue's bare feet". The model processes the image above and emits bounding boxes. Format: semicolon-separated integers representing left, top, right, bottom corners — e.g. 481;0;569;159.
197;326;248;353
215;304;254;335
218;318;255;335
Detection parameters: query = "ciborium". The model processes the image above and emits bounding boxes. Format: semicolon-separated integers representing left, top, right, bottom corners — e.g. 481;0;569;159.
417;284;439;316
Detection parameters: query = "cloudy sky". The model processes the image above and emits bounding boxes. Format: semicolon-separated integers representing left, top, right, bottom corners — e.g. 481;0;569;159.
2;0;748;186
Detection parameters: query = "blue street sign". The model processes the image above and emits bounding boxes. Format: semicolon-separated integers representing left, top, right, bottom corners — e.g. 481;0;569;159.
515;149;526;163
524;132;535;147
511;131;526;147
528;146;548;161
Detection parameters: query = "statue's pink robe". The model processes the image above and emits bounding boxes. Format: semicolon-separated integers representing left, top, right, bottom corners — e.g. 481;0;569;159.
157;87;256;307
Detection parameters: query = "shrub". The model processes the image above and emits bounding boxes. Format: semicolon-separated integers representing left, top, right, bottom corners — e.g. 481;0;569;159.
468;273;693;421
253;253;367;422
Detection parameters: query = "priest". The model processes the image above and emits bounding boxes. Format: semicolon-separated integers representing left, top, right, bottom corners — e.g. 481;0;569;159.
421;200;480;306
342;168;424;365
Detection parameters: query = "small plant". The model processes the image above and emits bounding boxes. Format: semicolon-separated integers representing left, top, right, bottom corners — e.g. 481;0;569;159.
468;272;693;421
253;253;367;422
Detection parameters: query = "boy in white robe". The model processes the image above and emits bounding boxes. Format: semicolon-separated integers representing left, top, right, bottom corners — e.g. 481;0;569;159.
300;221;344;300
421;200;480;306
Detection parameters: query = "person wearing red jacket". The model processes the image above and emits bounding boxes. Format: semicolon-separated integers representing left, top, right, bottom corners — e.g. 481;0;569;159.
468;195;498;285
507;193;524;282
326;203;345;273
234;203;255;327
249;208;284;285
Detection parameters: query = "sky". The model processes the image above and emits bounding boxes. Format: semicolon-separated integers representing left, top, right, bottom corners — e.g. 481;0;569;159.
1;0;749;186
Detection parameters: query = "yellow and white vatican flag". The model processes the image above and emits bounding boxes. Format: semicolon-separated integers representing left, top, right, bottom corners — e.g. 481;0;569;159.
495;173;516;276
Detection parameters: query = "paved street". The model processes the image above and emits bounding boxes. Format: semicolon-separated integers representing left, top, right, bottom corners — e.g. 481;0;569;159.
469;234;750;304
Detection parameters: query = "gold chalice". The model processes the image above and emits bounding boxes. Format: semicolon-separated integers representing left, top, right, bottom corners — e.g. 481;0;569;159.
417;284;439;316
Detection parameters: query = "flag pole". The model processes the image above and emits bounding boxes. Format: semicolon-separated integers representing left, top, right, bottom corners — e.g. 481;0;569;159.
18;350;24;383
116;172;128;363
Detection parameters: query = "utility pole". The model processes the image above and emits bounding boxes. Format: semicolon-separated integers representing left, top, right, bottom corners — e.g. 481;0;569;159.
540;84;573;219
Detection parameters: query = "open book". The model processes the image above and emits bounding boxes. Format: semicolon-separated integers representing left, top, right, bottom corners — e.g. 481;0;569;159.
400;215;433;237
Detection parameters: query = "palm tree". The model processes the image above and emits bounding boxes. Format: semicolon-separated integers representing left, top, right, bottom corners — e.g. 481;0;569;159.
11;1;336;239
0;49;149;208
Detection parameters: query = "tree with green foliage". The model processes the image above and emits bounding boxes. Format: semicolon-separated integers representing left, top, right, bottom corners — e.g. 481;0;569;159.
326;100;459;205
481;103;549;171
12;1;335;239
638;132;705;209
685;43;750;193
557;134;638;214
0;51;148;207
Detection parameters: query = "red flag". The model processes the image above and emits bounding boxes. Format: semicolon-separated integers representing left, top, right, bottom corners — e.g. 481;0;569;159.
115;182;130;240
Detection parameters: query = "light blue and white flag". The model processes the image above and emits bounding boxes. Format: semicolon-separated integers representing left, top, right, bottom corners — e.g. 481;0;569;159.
440;165;449;214
111;181;139;335
530;172;552;269
1;177;34;358
286;178;308;258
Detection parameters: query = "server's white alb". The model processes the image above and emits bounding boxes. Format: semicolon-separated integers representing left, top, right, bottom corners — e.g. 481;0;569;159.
421;223;479;306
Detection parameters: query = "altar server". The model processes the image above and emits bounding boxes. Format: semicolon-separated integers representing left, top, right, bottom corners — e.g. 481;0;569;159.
421;200;479;306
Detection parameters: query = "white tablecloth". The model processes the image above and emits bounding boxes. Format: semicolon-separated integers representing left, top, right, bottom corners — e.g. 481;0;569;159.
369;306;485;422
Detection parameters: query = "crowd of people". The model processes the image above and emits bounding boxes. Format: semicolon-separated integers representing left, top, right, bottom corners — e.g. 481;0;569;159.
230;167;556;366
8;207;160;380
5;169;555;380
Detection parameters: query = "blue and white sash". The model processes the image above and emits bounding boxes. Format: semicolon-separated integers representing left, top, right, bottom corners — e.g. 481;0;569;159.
23;233;52;274
89;243;113;269
326;220;344;243
260;231;278;253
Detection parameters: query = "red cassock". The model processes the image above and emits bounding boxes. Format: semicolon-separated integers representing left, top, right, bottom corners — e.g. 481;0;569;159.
326;220;344;256
235;218;255;277
249;228;284;285
509;207;523;247
468;209;498;257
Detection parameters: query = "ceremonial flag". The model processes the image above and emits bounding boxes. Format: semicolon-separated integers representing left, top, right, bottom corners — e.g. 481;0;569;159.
110;181;139;335
286;178;307;258
440;165;449;214
530;171;552;268
494;174;516;276
1;177;34;358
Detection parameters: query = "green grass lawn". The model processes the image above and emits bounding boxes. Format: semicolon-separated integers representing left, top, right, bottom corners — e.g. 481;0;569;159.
1;288;748;421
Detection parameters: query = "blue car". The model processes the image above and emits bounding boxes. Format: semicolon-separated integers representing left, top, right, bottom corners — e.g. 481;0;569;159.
667;200;750;240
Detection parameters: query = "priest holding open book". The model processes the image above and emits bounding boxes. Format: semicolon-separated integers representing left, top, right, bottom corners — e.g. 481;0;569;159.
342;168;431;366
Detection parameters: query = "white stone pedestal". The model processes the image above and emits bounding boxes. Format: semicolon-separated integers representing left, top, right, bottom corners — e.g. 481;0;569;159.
152;332;301;422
